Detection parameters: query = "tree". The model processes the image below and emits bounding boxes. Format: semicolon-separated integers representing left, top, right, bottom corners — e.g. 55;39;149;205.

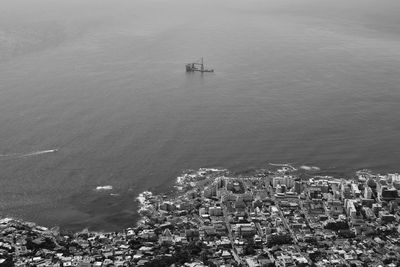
266;233;293;247
200;250;208;263
128;238;142;249
244;244;256;255
0;253;13;267
338;229;356;238
324;220;349;231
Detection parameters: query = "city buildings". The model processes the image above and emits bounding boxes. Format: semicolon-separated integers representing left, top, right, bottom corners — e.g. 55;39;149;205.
1;167;400;266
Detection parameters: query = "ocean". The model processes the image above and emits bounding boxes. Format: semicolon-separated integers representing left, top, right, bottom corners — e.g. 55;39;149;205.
1;0;400;231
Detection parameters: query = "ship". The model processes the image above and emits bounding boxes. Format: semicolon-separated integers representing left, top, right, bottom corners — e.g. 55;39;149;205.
185;58;214;73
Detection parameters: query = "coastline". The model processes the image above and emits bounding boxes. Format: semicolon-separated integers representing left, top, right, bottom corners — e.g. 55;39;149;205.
2;165;400;266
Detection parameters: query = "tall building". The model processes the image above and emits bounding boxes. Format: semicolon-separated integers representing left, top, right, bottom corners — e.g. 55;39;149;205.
273;176;294;189
341;182;352;199
364;187;373;199
209;206;223;216
345;199;357;218
294;181;303;194
351;183;361;197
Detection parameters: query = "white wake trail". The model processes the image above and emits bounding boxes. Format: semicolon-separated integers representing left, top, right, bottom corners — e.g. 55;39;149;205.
0;149;58;160
21;149;58;157
0;153;20;157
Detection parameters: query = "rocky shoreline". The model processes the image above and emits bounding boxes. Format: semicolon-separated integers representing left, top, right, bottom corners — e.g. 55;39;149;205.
2;166;400;266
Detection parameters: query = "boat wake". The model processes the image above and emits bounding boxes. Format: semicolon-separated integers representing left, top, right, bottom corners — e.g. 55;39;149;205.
21;149;58;157
0;149;58;159
0;153;20;157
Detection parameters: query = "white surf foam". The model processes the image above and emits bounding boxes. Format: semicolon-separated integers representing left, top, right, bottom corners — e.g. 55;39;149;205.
300;165;312;170
300;165;320;171
136;191;153;204
269;163;293;167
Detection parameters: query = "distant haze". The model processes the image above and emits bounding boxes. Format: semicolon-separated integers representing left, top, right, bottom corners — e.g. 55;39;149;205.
1;0;400;231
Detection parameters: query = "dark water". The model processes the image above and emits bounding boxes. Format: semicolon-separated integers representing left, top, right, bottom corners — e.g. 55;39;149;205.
1;0;400;231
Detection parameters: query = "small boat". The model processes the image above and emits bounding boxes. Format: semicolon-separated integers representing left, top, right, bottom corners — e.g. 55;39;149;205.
95;185;113;191
186;58;214;73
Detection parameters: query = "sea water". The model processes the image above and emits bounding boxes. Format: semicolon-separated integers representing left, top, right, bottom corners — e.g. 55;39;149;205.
1;0;400;231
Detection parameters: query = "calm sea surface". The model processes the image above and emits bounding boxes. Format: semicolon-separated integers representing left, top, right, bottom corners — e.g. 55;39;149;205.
1;0;400;231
